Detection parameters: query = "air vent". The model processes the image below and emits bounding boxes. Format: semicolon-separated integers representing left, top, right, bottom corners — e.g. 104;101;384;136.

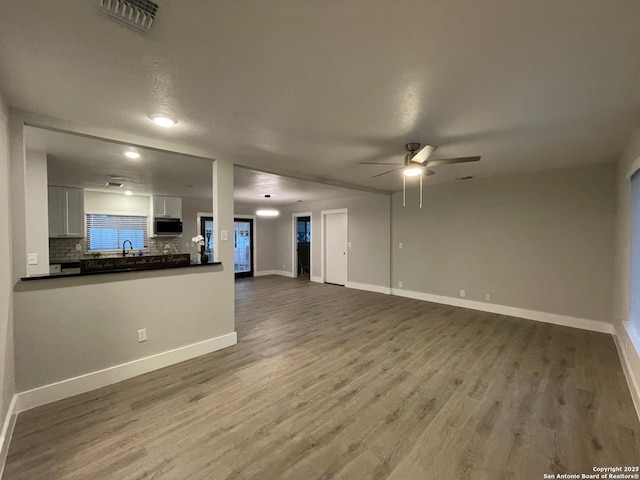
106;182;123;188
456;176;474;181
98;0;159;34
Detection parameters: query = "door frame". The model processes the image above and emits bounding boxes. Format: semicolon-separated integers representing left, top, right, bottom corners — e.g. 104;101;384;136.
292;212;313;278
197;211;214;261
234;215;256;278
320;208;348;284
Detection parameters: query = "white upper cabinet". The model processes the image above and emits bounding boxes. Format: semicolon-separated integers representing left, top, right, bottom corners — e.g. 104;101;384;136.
153;196;182;219
48;186;84;238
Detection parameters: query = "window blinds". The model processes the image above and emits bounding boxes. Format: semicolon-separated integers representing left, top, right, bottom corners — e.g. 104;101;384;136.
86;214;147;251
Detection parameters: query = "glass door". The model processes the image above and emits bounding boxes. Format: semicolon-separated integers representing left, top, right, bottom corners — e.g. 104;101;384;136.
234;218;253;277
200;216;214;263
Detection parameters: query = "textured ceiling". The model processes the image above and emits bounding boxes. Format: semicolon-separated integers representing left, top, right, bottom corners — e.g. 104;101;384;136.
26;126;356;205
3;1;640;191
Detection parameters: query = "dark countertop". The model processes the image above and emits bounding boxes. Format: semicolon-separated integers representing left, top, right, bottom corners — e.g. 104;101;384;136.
22;261;222;281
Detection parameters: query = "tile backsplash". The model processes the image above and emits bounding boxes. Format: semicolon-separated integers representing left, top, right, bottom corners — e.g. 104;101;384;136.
49;237;183;263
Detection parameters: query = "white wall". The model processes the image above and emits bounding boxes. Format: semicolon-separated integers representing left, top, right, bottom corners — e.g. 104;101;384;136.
392;164;615;322
0;90;15;433
25;151;49;275
84;190;150;215
613;126;640;411
10;110;236;396
275;193;391;288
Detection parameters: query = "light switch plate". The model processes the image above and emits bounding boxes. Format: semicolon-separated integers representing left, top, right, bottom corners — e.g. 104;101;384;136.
27;253;38;265
348;242;352;248
137;328;147;342
221;230;229;241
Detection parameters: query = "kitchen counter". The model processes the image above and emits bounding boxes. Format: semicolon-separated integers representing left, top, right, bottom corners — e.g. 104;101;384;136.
23;258;221;281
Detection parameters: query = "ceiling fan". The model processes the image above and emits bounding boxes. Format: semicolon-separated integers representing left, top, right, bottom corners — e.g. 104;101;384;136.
359;142;480;178
360;143;481;207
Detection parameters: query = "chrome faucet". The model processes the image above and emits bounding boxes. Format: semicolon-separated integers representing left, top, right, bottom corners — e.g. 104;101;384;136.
122;240;133;257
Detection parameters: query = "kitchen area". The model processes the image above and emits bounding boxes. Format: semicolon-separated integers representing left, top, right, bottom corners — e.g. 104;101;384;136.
23;126;218;279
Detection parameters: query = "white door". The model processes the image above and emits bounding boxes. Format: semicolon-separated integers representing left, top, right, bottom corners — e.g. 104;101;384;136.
324;212;347;285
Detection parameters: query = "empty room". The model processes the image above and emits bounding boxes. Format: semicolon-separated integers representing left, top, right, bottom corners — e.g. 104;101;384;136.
0;1;639;479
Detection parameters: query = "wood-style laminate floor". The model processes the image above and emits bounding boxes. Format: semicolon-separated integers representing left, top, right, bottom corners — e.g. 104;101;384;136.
4;276;640;479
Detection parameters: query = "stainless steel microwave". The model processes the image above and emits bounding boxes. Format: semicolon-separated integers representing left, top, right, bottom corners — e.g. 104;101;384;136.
154;218;183;236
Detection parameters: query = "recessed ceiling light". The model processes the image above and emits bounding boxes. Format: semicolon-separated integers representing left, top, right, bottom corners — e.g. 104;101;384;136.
124;190;133;196
125;151;140;159
150;114;177;128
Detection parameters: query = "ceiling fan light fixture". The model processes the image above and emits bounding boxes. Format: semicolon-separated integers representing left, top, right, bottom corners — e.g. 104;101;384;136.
403;166;423;177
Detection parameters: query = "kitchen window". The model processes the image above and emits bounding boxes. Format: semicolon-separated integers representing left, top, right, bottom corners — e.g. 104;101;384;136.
86;214;148;251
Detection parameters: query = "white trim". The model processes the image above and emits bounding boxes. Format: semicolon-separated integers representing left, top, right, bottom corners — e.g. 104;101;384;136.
292;212;313;279
613;331;640;422
320;208;349;215
15;332;237;413
0;395;17;479
310;275;323;283
626;155;640;179
390;288;614;334
273;270;295;278
254;270;277;277
345;281;391;295
320;209;349;284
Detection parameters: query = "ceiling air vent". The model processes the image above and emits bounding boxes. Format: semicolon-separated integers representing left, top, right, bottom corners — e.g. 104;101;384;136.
98;0;159;34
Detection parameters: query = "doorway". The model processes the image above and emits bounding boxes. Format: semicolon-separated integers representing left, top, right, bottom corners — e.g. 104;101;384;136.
199;216;214;263
234;218;254;278
295;215;311;278
323;210;347;286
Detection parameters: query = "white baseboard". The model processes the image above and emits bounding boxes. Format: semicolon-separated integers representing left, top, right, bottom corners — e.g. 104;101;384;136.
0;395;17;478
273;270;295;278
15;332;237;413
613;324;640;422
390;288;614;335
254;270;276;277
311;276;322;283
345;281;391;295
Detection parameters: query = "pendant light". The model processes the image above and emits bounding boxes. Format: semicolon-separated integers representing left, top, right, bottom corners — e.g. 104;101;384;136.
256;194;280;217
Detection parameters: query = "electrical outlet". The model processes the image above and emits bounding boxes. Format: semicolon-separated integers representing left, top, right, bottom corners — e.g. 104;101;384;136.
348;242;352;248
485;293;491;302
221;230;229;241
137;328;147;343
398;281;403;288
459;289;466;298
27;253;38;265
399;242;403;249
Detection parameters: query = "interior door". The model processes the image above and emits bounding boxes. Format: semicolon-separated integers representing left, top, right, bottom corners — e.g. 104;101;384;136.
324;212;347;285
234;219;254;278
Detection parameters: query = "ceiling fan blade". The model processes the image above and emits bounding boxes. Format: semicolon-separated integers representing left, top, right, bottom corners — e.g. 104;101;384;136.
425;168;436;176
411;144;438;164
359;162;404;166
371;168;402;178
425;155;481;167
